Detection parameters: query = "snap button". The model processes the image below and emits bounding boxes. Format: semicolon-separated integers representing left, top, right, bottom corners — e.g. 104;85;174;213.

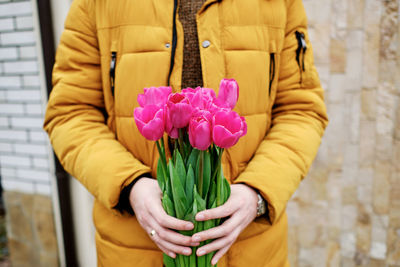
165;43;171;48
202;40;211;48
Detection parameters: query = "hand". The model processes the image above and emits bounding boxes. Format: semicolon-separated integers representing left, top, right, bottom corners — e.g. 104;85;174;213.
191;184;259;265
129;177;200;258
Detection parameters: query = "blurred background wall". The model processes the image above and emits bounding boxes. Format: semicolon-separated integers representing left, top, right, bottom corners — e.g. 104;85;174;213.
287;0;400;266
0;0;399;266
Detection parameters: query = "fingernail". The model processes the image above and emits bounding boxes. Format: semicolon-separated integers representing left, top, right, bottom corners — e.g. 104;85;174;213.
197;249;205;256
196;213;204;220
168;252;176;258
185;223;194;230
184;248;192;255
212;258;218;265
193;235;201;242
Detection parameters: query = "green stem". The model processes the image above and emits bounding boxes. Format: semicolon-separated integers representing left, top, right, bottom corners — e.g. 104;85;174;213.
199;150;204;197
156;140;168;184
216;147;224;207
178;128;185;159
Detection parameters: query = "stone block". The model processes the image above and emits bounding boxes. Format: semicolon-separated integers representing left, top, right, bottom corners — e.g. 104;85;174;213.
3;192;59;266
307;24;330;65
373;161;391;214
326;242;340;267
347;0;364;29
359;120;376;167
6;201;33;241
361;88;376;121
331;0;348;29
328;74;346;103
8;238;36;267
330;38;346;73
33;208;58;252
342;186;357;205
341;232;356;258
356;219;372;253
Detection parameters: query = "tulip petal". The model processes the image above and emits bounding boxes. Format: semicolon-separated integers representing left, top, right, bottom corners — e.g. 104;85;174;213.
212;125;239;148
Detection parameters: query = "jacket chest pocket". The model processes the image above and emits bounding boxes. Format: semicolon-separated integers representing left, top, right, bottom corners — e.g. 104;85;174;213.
294;30;319;89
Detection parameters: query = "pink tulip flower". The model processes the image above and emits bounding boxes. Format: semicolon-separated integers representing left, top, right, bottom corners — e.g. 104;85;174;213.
189;111;213;150
212;110;247;148
137;86;172;108
164;106;179;139
215;79;239;109
167;93;193;128
134;105;165;141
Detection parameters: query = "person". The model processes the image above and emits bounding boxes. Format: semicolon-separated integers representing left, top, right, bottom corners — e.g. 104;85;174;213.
44;0;328;266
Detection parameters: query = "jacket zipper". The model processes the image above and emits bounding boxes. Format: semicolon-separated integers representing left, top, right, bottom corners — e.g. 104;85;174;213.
269;53;275;96
167;0;178;86
295;31;307;83
110;51;117;97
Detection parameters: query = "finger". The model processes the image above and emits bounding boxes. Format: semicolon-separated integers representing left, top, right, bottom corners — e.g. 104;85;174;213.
196;229;238;257
211;245;231;266
154;233;193;256
157;243;177;259
147;201;194;231
192;213;242;243
195;199;239;221
150;218;200;247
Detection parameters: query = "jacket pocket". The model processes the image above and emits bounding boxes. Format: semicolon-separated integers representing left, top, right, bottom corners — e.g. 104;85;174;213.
295;31;307;84
110;51;117;97
268;53;276;96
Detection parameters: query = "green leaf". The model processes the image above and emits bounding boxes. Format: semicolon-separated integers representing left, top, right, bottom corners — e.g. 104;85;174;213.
157;159;165;192
207;180;216;209
169;162;187;219
223;178;231;204
163;253;176;267
175;150;186;189
187;149;199;185
194;186;206;212
162;192;175;217
185;165;195;206
202;152;211;199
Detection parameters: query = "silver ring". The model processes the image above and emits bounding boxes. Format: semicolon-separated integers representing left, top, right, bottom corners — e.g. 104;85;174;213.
150;229;156;237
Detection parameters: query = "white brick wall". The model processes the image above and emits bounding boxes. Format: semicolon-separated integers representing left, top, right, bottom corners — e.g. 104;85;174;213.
1;31;36;45
0;0;54;196
0;2;32;17
16;16;33;30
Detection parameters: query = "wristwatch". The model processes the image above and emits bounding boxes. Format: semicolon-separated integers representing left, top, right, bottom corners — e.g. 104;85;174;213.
256;193;266;217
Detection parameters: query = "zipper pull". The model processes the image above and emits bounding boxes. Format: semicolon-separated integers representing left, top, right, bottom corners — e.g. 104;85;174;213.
110;51;117;97
300;33;307;71
269;53;275;96
295;31;303;71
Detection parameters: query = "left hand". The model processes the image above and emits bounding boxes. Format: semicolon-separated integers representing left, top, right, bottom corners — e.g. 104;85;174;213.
191;184;259;265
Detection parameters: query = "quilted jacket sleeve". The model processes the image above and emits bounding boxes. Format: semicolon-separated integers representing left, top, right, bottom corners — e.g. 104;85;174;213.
234;0;328;224
43;0;151;211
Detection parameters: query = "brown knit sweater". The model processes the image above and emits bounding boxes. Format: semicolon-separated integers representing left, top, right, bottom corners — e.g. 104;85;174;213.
178;0;207;89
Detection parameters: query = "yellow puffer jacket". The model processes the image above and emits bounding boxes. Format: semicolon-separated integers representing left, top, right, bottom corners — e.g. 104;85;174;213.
44;0;328;266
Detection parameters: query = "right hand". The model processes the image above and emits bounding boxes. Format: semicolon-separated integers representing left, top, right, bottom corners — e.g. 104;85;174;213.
129;177;199;258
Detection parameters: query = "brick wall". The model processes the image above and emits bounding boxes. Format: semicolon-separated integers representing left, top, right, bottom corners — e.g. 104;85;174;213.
0;0;54;196
0;0;59;265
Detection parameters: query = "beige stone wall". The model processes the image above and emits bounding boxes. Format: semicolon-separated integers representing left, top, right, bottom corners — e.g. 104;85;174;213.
4;192;58;266
287;0;400;266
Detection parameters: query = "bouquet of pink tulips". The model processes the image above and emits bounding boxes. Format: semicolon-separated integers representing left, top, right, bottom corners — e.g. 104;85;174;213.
133;79;247;267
